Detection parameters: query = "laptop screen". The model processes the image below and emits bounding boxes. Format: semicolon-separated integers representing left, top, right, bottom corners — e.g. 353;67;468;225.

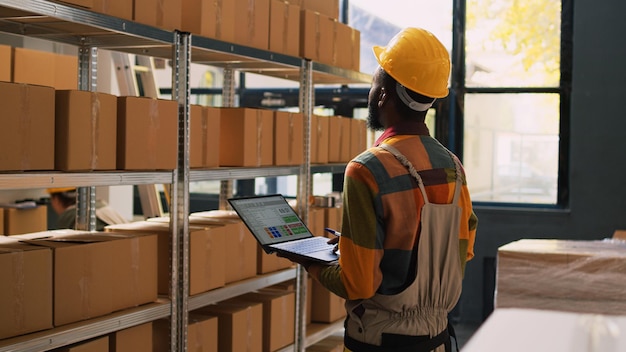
228;195;313;246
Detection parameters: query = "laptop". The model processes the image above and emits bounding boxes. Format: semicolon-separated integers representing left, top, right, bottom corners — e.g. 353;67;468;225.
228;194;339;264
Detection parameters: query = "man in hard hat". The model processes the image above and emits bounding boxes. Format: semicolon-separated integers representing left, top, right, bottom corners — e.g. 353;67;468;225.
280;28;478;351
47;188;127;230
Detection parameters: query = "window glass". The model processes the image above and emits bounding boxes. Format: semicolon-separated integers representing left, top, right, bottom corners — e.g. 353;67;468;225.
466;0;561;87
464;93;559;204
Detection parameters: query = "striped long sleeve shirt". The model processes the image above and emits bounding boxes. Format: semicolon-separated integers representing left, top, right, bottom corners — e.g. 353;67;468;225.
310;122;478;300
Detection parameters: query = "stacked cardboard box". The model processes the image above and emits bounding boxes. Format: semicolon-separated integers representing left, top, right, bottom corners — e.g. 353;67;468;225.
190;105;221;169
153;314;218;352
196;299;263;352
310;279;346;323
109;322;153;352
219;107;274;167
274;111;304;166
496;239;626;315
2;206;48;236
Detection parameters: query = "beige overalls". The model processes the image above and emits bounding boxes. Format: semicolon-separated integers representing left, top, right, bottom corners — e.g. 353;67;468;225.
343;144;464;352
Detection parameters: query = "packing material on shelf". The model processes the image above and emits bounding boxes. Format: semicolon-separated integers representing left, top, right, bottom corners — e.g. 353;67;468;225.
2;205;47;236
55;90;117;171
0;81;55;171
12;47;78;90
134;0;181;31
219;107;274;167
234;0;270;50
310;279;346;323
0;236;53;340
105;221;227;296
154;314;218;352
328;116;352;163
311;114;330;164
0;44;10;82
117;96;177;170
109;322;153;352
195;299;263;352
463;308;626;352
269;0;301;57
92;0;132;20
57;335;109;352
235;289;296;352
190;105;221;169
13;230;158;327
300;9;334;65
274;111;304;166
495;239;626;315
180;0;236;42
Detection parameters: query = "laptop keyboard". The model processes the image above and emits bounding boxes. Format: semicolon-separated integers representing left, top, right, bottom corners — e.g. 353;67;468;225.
273;237;331;253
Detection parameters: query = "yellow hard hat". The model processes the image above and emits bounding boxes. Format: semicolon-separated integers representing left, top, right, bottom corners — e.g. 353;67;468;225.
47;187;76;194
373;27;451;98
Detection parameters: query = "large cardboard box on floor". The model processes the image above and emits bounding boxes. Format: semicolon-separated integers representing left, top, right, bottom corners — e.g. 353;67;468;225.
196;299;263;352
55;90;117;171
110;322;153;352
234;0;270;50
274;111;304;166
219;107;274;167
106;221;226;296
236;290;296;352
190;105;221;169
154;314;217;352
134;0;181;31
180;0;235;42
0;44;11;82
300;9;334;64
495;239;626;315
311;279;346;323
117;96;178;170
311;114;330;164
269;0;300;57
3;205;47;235
0;236;53;340
0;82;55;171
187;211;258;284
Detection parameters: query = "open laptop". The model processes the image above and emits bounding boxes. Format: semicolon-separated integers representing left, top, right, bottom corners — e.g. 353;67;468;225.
228;194;339;264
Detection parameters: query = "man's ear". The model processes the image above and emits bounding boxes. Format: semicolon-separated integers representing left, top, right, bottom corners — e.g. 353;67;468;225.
378;87;388;107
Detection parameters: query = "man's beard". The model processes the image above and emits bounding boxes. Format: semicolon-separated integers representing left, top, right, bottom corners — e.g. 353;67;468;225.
366;102;384;131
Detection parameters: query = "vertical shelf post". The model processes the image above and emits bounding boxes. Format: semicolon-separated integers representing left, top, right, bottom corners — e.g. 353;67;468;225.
75;44;98;231
294;58;314;352
171;30;192;352
219;67;236;209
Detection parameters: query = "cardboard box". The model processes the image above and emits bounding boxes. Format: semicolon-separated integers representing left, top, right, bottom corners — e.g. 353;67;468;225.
495;239;626;315
104;232;158;312
0;209;4;235
274;111;304;166
54;53;79;90
105;221;226;296
349;118;367;159
311;115;330;164
57;336;109;352
269;0;301;57
300;10;334;63
55;90;117;171
307;206;325;237
332;21;353;69
3;205;48;236
350;27;361;71
0;44;11;82
219;108;274;167
197;300;263;352
117;96;177;170
233;0;270;50
12;47;55;87
324;206;342;236
0;82;55;171
188;213;258;284
110;322;153;352
311;279;345;323
190;105;221;168
327;116;351;163
298;0;339;20
52;0;94;8
307;336;344;352
613;229;626;240
0;237;53;340
181;0;235;41
267;277;312;325
154;314;217;352
134;0;181;31
92;0;132;20
237;290;295;352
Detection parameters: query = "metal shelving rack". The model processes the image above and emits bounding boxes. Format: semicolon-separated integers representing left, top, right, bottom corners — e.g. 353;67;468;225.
0;1;370;351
